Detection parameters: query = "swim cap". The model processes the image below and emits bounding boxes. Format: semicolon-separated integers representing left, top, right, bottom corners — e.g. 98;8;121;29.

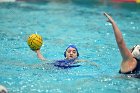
64;45;79;57
0;85;8;93
131;45;140;60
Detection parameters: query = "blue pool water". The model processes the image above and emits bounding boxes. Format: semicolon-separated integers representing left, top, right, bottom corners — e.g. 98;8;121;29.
0;1;140;93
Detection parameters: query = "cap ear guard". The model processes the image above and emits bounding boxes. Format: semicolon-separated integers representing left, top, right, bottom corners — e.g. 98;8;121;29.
77;52;79;57
131;45;140;60
131;45;137;53
64;51;66;57
131;45;139;53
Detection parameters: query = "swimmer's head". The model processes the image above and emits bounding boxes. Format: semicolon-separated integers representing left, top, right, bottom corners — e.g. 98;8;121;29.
0;85;8;93
64;45;79;59
131;45;140;60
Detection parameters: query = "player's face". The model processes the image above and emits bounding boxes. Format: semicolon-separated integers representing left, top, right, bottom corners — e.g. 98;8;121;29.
65;47;78;59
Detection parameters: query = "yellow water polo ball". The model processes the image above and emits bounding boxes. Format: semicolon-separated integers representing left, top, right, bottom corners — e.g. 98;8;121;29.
27;34;43;51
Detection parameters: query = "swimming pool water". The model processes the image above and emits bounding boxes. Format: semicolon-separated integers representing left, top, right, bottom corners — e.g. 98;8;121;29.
0;1;140;93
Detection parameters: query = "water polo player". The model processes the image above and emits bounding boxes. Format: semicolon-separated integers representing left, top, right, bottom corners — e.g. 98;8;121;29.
104;12;140;78
35;44;83;68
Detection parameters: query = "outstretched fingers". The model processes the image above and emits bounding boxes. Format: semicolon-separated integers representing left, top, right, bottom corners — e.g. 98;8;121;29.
104;12;114;23
104;12;110;22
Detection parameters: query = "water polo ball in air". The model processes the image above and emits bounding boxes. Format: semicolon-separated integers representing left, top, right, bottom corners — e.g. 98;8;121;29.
27;34;43;51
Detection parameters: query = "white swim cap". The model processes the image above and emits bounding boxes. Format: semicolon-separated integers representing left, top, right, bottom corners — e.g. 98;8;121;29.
0;85;8;93
131;45;140;60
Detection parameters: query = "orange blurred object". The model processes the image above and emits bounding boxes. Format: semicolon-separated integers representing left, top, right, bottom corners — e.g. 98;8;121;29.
112;0;136;3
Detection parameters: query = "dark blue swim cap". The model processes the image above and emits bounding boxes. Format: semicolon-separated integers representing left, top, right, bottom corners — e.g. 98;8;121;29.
64;45;79;57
